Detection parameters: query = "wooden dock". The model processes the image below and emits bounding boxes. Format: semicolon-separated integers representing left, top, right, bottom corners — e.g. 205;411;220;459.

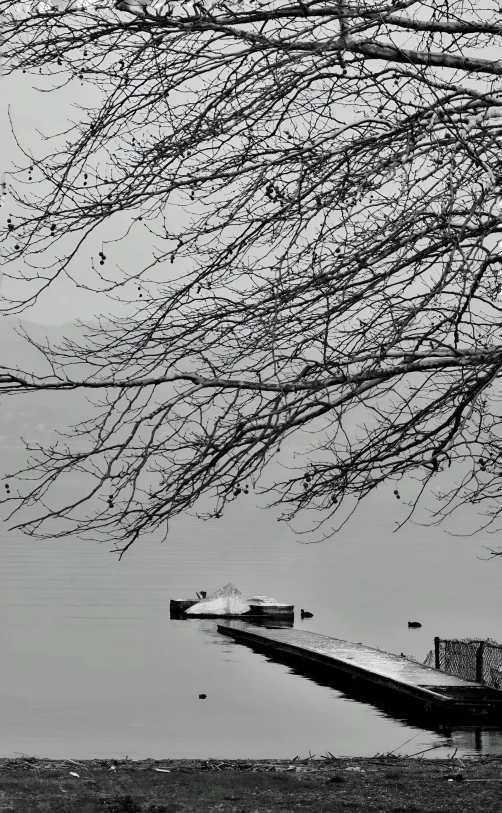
218;622;502;721
170;595;294;619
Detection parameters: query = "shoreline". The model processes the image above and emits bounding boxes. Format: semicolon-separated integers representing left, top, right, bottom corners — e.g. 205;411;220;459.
0;748;502;771
2;755;502;812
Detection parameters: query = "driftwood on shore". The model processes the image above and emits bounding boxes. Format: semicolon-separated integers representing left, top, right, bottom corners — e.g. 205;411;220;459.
2;754;502;773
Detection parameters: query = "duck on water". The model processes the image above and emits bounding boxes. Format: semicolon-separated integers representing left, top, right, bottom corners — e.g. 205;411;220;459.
408;621;422;628
301;609;313;619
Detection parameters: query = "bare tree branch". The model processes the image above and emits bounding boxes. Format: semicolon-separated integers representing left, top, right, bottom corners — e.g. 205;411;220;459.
2;0;502;555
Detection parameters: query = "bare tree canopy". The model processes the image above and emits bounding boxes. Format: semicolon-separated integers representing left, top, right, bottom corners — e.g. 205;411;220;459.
2;0;502;556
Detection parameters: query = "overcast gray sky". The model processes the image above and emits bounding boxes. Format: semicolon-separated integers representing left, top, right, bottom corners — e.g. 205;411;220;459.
3;6;500;325
1;66;192;326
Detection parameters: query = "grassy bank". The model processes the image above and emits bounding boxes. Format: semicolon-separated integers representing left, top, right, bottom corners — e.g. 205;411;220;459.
1;756;502;812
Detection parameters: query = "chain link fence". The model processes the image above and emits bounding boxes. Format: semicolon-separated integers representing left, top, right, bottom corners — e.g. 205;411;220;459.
423;638;502;689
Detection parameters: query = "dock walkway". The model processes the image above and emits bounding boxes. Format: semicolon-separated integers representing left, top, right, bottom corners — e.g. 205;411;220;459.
218;622;502;720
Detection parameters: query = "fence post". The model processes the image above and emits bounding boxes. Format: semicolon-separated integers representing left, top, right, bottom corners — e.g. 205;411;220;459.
476;642;485;683
434;637;440;669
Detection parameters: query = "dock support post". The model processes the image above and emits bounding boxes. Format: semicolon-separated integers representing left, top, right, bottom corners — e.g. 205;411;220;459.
434;637;440;670
476;642;485;684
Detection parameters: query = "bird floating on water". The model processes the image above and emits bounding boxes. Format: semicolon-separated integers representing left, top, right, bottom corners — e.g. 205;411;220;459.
301;609;313;619
408;621;422;628
199;693;207;699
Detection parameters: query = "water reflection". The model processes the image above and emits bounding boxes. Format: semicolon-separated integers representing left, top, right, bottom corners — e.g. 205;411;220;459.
446;727;502;755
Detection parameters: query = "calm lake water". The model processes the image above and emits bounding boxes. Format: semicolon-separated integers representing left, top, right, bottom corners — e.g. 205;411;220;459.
1;451;502;760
